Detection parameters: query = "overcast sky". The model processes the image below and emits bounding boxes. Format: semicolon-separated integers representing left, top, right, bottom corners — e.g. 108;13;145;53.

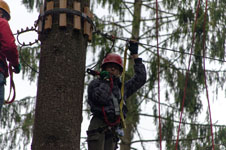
3;0;226;149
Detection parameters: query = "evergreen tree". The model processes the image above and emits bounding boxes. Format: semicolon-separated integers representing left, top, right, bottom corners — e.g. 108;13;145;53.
90;0;226;149
1;0;226;149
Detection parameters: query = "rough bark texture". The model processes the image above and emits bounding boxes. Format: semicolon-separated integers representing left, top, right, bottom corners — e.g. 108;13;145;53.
120;0;142;150
32;0;89;150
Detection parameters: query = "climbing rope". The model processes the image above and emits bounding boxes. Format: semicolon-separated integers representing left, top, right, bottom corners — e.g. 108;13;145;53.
202;0;215;149
119;42;129;129
175;0;201;149
175;0;215;148
155;0;162;149
4;64;16;104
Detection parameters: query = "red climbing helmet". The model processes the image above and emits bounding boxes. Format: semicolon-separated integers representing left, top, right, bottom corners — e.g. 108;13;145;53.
101;53;123;72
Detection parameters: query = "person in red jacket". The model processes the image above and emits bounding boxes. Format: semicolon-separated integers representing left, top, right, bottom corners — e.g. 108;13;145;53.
0;0;20;118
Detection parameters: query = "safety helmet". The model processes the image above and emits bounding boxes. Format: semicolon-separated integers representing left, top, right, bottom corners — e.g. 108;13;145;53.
101;53;123;72
0;0;10;20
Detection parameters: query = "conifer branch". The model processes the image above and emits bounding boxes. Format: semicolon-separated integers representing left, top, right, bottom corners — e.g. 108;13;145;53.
139;113;226;128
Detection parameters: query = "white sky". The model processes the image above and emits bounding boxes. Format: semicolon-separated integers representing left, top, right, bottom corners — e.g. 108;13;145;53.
3;0;226;150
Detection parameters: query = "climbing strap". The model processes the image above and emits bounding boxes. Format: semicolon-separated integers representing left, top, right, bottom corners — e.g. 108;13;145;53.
102;85;121;126
112;93;120;116
120;43;129;128
5;64;16;104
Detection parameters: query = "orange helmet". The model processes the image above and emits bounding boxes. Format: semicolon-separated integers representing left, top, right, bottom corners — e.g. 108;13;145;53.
101;53;123;72
0;0;10;20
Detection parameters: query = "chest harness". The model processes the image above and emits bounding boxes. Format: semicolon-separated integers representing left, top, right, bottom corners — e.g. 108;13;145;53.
102;77;122;126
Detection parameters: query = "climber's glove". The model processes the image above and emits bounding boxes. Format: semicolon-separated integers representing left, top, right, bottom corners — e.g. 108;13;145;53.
128;40;138;55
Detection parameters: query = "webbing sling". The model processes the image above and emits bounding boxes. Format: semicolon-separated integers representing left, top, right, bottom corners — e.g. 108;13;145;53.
5;64;16;104
112;92;120;116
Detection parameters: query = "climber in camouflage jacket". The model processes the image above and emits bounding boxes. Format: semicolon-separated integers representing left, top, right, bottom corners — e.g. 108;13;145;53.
87;41;146;150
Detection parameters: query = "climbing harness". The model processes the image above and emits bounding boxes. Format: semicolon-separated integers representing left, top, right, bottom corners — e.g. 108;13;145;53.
87;68;122;126
4;64;16;104
87;69;122;127
102;106;121;127
102;76;121;127
87;41;129;129
112;91;120;116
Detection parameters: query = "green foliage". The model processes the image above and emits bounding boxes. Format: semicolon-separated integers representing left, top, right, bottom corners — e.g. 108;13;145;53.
21;0;43;11
216;128;226;147
175;72;203;116
0;97;35;150
178;7;194;26
19;45;40;82
89;0;226;149
148;56;158;90
161;111;174;149
2;0;226;149
95;0;125;17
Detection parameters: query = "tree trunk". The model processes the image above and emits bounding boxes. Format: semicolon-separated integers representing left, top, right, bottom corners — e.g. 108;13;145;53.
31;0;89;149
120;0;142;150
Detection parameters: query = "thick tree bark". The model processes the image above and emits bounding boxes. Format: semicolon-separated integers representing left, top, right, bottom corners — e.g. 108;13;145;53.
120;0;142;150
32;0;89;150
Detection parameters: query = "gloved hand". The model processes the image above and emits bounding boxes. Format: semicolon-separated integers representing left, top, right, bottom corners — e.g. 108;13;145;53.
100;71;110;81
12;64;21;74
128;40;138;55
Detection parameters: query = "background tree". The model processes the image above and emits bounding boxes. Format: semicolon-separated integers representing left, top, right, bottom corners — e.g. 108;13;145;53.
89;0;226;149
1;0;226;149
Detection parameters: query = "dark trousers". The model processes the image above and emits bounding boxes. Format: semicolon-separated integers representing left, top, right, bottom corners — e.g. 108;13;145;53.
87;116;118;150
0;73;5;119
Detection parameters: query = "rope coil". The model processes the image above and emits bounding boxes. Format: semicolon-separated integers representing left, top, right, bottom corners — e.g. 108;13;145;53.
4;64;16;104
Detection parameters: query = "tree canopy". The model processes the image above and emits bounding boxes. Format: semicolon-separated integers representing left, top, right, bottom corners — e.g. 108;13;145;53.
1;0;226;149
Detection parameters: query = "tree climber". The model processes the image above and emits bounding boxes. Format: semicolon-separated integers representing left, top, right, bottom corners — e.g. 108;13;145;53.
87;41;147;150
0;0;20;118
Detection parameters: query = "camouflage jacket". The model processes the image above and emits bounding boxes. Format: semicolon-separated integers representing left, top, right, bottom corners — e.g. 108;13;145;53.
88;58;146;120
